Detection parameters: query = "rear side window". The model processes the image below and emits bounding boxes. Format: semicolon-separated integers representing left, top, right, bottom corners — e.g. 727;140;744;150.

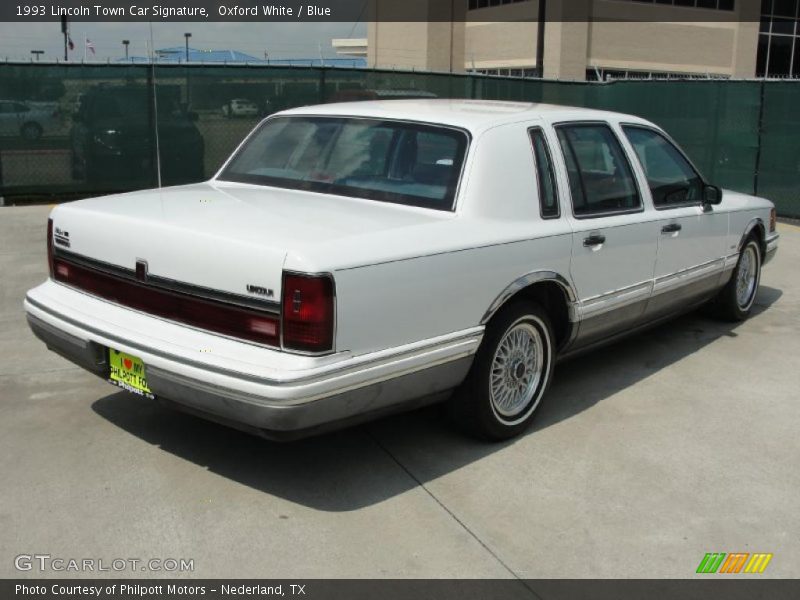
622;125;704;208
555;124;641;217
529;128;559;218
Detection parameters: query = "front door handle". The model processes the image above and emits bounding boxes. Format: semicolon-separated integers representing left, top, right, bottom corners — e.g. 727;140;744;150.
583;234;606;247
661;223;682;234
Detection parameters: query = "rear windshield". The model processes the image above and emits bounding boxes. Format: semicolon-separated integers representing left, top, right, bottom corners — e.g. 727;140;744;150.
217;116;468;211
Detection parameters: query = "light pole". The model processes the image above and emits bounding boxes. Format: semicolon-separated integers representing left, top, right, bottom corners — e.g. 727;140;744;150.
31;50;44;62
122;39;130;61
184;32;191;63
184;33;193;106
536;0;546;78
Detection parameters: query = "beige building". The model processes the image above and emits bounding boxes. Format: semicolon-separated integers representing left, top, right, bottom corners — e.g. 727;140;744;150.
360;0;772;81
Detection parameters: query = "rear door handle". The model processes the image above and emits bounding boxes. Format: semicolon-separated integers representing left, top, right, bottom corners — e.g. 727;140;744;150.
583;234;606;247
661;223;682;234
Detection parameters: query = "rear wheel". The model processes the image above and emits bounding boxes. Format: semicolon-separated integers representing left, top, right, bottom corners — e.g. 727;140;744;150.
450;301;555;440
712;236;761;321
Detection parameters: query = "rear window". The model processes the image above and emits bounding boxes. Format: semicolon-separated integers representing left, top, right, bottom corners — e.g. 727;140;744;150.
217;116;468;211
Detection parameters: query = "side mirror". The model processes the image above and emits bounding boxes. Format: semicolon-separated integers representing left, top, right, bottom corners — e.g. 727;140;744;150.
703;184;722;206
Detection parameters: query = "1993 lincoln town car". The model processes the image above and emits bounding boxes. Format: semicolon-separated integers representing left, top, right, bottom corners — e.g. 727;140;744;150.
25;100;780;440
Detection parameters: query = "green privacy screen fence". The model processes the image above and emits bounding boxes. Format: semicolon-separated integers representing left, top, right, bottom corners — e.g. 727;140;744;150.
0;63;798;216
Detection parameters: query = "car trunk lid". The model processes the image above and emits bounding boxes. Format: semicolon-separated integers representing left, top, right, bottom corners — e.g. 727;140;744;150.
50;181;443;303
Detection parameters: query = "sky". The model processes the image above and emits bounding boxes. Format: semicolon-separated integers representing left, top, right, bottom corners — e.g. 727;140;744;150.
0;21;366;62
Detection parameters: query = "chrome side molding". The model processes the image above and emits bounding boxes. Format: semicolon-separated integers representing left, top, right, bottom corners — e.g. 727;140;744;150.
481;270;579;325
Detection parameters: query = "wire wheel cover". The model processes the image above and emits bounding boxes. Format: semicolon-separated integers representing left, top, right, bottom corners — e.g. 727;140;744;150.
490;320;545;419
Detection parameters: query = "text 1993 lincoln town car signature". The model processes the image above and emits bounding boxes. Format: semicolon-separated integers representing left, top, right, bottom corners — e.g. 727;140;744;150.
24;100;779;440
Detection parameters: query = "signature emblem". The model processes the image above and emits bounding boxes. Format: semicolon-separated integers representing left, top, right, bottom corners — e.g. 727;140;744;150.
54;227;71;248
246;284;274;298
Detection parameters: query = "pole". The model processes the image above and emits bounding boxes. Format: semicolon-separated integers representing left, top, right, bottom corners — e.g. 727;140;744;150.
123;40;129;61
536;0;546;77
449;0;454;74
184;33;191;63
61;16;68;61
754;78;766;196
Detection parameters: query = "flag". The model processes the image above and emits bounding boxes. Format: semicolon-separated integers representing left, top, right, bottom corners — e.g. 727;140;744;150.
68;36;74;51
86;38;95;54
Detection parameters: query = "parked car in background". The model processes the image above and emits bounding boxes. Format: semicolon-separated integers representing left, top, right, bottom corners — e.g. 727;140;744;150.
26;100;779;441
70;85;204;187
0;100;61;140
222;98;259;118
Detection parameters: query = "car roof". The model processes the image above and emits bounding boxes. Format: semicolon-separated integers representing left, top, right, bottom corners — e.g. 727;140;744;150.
279;99;651;133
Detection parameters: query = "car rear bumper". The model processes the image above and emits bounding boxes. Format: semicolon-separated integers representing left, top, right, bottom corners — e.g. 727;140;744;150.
25;281;480;439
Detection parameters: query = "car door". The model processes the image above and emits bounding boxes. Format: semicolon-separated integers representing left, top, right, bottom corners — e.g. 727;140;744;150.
620;125;728;319
552;121;658;349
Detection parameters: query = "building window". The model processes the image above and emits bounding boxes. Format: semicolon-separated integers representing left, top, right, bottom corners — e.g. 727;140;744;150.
473;67;540;78
617;0;735;9
586;68;730;81
468;0;530;10
757;0;800;77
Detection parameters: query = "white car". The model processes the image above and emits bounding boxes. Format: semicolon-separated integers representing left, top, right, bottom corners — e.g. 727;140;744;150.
25;100;779;440
222;98;259;118
0;100;61;140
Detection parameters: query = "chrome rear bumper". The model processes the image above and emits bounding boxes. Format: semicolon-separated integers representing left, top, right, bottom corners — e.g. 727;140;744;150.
25;283;479;440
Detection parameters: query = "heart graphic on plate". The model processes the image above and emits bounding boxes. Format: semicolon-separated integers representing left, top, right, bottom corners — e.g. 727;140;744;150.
123;358;133;370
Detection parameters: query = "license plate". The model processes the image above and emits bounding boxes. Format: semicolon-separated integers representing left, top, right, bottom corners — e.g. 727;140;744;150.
108;349;154;399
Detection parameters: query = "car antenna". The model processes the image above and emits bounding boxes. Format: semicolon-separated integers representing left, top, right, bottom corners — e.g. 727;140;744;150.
149;20;163;189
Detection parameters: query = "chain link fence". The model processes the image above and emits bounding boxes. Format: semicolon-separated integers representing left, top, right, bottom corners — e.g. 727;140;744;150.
0;62;797;216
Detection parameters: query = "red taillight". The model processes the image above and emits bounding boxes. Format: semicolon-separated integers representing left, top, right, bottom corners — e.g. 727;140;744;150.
52;256;280;347
282;272;335;353
46;218;54;278
769;208;776;233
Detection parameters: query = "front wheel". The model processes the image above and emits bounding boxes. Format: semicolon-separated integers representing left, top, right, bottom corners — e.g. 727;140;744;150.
712;237;761;321
450;301;555;441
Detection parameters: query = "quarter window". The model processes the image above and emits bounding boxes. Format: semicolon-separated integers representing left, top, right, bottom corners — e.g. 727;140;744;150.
529;128;559;218
622;126;704;208
555;124;641;217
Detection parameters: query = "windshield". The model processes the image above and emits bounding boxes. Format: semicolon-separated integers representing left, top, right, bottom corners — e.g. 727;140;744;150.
217;116;469;211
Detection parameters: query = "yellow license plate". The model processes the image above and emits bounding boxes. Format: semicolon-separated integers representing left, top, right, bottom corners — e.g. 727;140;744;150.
108;349;154;399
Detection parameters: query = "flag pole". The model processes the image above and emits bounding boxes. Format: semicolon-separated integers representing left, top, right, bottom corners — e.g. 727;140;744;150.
61;16;68;61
